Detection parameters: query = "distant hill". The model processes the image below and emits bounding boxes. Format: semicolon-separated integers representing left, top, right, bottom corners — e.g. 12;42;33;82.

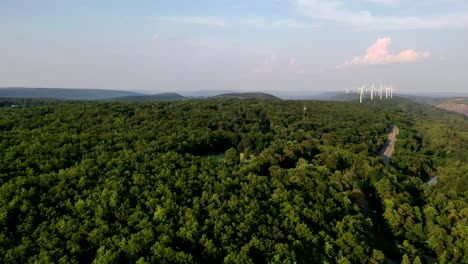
108;93;185;102
436;97;468;116
314;92;358;101
0;97;72;108
0;88;144;100
397;94;447;105
285;91;362;101
214;92;280;100
182;90;237;98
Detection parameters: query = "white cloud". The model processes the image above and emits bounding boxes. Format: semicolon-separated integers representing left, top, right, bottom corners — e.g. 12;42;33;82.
155;16;316;30
294;0;468;30
239;18;267;28
251;53;301;75
364;0;397;5
339;37;429;68
156;16;227;27
240;18;316;29
272;19;317;28
252;53;279;75
289;57;297;65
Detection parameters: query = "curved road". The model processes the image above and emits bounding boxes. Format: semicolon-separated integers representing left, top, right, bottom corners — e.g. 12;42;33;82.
379;125;399;166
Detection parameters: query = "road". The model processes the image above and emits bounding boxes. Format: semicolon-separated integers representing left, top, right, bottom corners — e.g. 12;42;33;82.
379;125;399;166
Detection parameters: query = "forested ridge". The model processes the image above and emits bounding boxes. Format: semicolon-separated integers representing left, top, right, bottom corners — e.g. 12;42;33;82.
0;99;466;263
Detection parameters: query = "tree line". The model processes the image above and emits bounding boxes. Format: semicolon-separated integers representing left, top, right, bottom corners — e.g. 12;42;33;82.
0;98;466;263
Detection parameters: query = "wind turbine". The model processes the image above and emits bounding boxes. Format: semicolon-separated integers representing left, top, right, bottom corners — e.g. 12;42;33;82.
370;83;375;101
379;82;383;100
390;85;393;98
359;84;366;103
385;85;389;99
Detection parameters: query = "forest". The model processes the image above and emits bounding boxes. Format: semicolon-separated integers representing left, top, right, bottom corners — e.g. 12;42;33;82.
0;98;466;263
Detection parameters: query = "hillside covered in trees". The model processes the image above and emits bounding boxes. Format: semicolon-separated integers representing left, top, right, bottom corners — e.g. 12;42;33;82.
214;92;281;100
107;93;186;102
0;88;143;100
0;98;466;263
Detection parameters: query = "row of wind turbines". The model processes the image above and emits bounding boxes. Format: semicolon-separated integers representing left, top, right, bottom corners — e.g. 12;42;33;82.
345;83;394;103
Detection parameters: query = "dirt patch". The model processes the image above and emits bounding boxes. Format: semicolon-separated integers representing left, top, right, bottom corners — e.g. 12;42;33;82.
437;98;468;116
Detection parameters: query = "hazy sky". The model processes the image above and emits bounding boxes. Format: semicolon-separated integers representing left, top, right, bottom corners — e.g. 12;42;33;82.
1;0;468;95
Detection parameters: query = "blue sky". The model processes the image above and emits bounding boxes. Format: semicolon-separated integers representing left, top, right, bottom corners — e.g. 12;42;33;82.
1;0;468;95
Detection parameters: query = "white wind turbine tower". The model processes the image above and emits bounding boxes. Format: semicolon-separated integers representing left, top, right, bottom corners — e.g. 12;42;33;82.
359;84;366;103
385;85;389;99
390;85;394;98
379;82;383;100
370;83;375;101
